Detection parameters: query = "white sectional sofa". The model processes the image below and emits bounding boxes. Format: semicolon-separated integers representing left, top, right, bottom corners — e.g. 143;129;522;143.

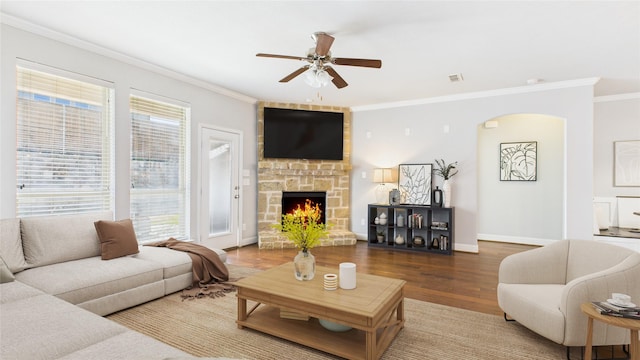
0;211;227;359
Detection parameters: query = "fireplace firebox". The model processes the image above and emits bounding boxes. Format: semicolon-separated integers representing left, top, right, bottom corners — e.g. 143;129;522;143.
281;191;326;225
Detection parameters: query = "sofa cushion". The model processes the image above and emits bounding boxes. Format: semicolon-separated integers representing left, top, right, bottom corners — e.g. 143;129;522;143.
0;218;29;273
0;293;128;360
0;256;15;283
14;255;163;305
137;246;192;279
77;280;165;316
0;280;45;304
94;219;140;260
21;211;112;267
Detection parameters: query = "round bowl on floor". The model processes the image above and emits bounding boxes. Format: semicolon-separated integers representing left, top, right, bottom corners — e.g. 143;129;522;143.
318;318;352;332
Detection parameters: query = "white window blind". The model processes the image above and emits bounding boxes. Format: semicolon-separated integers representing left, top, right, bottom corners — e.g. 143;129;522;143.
16;65;114;217
130;93;190;242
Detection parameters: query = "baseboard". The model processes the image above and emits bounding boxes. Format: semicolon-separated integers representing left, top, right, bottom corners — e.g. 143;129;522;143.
240;236;258;247
355;232;368;241
454;243;479;253
477;233;554;246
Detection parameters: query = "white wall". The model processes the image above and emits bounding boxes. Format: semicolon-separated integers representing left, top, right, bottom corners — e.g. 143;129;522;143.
477;114;564;245
594;96;640;198
0;24;259;246
592;96;640;231
351;84;595;252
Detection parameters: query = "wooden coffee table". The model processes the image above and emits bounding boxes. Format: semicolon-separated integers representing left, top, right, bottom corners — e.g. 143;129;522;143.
235;262;406;360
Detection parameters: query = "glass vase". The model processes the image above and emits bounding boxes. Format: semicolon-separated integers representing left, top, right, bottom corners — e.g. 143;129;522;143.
293;250;315;281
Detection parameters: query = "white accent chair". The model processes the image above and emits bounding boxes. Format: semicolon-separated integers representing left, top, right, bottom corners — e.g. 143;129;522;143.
497;240;640;355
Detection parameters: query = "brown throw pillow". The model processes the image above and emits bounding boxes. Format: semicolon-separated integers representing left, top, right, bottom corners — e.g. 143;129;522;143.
94;219;140;260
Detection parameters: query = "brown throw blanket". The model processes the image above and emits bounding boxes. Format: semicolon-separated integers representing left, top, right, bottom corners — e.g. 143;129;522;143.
145;238;235;300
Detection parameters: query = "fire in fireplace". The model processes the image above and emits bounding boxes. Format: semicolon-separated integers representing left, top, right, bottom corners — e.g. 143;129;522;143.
282;191;326;225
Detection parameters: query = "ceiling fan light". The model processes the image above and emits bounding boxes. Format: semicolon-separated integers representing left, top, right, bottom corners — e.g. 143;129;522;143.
317;69;333;86
303;68;332;88
304;69;321;88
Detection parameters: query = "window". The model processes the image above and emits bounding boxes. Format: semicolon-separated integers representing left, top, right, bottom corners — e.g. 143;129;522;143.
130;92;190;242
16;64;114;217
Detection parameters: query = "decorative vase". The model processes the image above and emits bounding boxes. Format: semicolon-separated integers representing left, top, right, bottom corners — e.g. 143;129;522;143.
432;186;443;207
442;180;451;208
379;212;387;225
293;250;315;281
395;234;405;245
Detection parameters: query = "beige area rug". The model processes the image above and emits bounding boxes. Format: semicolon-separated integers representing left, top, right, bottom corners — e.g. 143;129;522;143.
107;264;567;360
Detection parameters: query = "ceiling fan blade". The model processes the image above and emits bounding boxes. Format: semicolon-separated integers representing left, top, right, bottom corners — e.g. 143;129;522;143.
324;67;348;89
256;53;307;61
314;33;335;56
279;66;310;83
332;57;382;68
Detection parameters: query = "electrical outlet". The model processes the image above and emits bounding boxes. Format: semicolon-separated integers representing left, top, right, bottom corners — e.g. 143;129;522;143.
360;218;365;226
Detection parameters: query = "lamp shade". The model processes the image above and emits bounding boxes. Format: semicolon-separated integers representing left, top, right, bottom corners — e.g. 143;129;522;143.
373;168;395;183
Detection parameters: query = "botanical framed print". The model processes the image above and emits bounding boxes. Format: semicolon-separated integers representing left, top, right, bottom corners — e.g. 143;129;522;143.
398;163;432;205
500;141;537;181
614;140;640;186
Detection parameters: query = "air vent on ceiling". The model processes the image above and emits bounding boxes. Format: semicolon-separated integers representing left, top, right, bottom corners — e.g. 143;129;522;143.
448;73;464;82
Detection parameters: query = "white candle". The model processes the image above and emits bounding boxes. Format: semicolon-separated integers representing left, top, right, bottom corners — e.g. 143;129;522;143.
339;262;357;290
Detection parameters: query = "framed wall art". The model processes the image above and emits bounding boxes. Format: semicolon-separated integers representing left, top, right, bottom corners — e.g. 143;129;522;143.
500;141;537;181
398;163;432;205
614;140;640;187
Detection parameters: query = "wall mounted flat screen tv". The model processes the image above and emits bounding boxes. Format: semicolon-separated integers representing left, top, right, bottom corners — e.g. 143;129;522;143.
263;107;344;160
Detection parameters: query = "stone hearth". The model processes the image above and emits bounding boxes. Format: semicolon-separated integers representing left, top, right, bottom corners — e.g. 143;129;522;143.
257;101;357;249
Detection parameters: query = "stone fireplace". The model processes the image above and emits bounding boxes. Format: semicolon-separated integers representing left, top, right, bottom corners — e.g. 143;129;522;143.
257;101;357;249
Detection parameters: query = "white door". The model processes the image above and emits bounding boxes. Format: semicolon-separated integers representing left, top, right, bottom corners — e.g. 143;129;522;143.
199;126;242;250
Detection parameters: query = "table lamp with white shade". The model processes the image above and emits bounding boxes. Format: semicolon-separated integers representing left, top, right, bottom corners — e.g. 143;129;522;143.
373;168;396;204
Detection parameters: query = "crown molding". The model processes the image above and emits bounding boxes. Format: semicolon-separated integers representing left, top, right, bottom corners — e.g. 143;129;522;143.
1;13;258;105
593;92;640;103
351;78;601;112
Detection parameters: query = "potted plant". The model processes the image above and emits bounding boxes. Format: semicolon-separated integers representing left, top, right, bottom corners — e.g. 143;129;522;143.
434;159;458;207
376;231;385;243
434;159;458;180
272;199;329;281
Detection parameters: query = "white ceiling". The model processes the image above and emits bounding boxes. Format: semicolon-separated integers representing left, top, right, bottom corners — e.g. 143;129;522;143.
2;1;639;107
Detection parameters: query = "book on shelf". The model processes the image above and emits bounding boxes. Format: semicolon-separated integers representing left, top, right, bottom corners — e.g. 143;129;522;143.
408;214;423;229
591;301;640;320
430;221;448;231
430;226;448;231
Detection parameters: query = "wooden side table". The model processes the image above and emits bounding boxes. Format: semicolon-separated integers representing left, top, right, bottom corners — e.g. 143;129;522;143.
581;303;640;360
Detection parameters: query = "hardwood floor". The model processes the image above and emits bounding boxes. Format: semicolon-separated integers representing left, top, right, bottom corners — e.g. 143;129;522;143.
225;240;537;316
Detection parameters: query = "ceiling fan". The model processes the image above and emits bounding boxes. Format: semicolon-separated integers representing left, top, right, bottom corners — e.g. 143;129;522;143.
256;32;382;89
